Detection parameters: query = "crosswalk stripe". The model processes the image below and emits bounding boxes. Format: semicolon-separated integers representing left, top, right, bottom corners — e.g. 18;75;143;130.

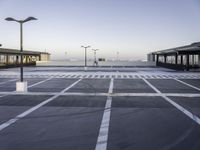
0;74;200;79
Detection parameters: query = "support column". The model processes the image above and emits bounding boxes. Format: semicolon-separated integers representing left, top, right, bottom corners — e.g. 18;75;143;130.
25;56;28;63
192;55;194;66
156;54;159;66
16;55;19;64
198;54;200;66
23;56;26;63
152;54;155;62
31;56;33;62
6;54;9;65
39;55;41;61
164;55;167;63
186;54;189;71
175;53;178;65
180;55;183;65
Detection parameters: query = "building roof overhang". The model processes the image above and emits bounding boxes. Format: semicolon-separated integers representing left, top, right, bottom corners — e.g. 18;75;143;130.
0;48;50;55
151;42;200;55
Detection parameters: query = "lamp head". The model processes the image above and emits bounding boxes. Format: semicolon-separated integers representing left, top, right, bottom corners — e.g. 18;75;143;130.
5;17;37;23
81;46;91;48
5;17;17;22
23;17;37;23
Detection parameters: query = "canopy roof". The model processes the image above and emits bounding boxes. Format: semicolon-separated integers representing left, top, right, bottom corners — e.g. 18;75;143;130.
152;42;200;55
0;48;50;56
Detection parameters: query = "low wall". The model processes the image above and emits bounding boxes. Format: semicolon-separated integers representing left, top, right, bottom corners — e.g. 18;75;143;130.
156;62;200;71
0;62;36;69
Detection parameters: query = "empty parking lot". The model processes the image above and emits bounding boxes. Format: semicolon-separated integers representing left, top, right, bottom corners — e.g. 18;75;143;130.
0;70;200;150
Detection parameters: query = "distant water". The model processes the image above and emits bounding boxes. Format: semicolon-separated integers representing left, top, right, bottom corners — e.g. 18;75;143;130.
37;60;155;67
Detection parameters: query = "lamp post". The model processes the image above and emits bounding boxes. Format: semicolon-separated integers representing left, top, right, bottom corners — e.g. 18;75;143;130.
92;49;99;66
65;51;68;61
81;46;90;67
116;51;119;61
5;17;37;92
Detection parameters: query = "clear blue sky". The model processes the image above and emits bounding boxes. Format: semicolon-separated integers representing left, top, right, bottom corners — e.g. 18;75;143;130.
0;0;200;60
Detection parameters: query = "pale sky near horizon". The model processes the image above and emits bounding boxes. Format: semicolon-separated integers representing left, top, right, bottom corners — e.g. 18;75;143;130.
0;0;200;60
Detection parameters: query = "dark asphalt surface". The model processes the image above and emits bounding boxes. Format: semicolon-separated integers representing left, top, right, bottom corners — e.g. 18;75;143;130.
113;79;155;93
147;79;200;93
46;96;107;107
0;78;14;83
169;97;200;118
0;80;16;91
67;79;110;93
29;78;78;92
0;95;51;124
0;77;200;150
180;79;200;89
108;96;200;150
0;107;104;150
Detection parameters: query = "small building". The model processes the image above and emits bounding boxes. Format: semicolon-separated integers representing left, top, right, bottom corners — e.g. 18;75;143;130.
148;42;200;71
0;48;50;68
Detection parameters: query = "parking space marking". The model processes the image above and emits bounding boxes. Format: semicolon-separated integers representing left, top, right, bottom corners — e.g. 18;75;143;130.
95;78;114;150
27;77;53;88
0;92;200;98
142;78;200;125
0;78;82;131
142;78;161;93
108;78;114;94
0;77;53;98
0;79;18;85
1;73;200;79
174;79;200;91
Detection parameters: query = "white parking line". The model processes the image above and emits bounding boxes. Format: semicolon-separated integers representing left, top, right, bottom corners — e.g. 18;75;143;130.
142;78;200;125
174;79;200;91
0;78;82;131
108;78;114;94
142;78;161;93
0;77;53;98
0;92;199;97
95;78;114;150
0;78;18;85
27;77;53;88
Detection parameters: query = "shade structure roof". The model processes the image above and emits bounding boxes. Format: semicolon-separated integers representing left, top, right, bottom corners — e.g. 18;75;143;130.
0;48;50;56
152;42;200;55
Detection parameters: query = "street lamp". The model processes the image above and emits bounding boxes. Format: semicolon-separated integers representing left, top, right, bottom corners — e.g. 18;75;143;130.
91;49;99;66
81;45;90;67
65;51;68;61
116;51;119;61
5;16;37;92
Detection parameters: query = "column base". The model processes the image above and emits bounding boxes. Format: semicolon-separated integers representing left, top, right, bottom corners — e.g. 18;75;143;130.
16;81;28;92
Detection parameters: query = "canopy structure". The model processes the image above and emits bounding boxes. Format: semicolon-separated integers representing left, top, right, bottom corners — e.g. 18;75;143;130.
148;42;200;71
0;48;50;68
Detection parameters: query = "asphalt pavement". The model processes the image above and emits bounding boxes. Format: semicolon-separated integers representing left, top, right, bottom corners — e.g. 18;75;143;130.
0;75;200;150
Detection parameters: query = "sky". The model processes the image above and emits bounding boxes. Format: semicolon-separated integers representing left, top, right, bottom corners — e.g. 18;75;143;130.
0;0;200;60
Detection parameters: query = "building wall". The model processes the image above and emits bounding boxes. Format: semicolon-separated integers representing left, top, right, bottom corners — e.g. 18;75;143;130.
147;53;155;62
40;53;50;61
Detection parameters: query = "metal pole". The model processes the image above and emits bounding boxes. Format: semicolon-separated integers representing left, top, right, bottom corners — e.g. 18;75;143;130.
81;46;90;67
117;52;119;61
94;51;96;62
186;54;189;71
20;23;23;82
85;47;87;67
